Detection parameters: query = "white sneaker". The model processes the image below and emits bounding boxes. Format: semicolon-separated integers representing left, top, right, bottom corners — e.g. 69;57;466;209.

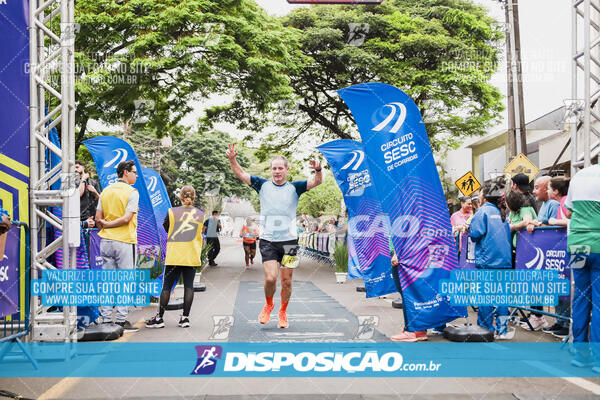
495;328;516;340
520;315;548;331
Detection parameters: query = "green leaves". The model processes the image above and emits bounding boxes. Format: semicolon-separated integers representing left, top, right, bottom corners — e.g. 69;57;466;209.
276;0;503;151
74;0;299;149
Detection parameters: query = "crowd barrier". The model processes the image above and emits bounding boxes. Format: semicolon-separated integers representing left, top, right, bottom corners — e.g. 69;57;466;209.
459;227;572;339
298;232;337;266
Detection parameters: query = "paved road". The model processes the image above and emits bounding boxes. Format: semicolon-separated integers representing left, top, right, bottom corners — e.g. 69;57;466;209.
2;237;600;399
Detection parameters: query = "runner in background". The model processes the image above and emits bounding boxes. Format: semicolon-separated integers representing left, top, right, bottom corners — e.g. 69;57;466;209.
226;143;322;329
240;217;259;268
146;186;204;329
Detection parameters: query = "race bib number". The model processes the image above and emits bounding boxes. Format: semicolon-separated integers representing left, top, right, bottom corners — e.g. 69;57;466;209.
281;254;299;269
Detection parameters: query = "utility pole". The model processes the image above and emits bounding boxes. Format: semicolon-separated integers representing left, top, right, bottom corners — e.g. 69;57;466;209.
512;0;528;155
504;1;516;161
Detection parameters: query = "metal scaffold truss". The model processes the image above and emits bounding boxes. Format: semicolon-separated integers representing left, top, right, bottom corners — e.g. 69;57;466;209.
572;0;600;173
29;0;78;341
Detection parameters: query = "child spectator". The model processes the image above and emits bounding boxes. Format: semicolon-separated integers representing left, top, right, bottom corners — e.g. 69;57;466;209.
548;176;570;227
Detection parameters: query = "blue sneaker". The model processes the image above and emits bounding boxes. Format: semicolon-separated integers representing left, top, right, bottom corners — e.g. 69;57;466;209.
571;352;594;368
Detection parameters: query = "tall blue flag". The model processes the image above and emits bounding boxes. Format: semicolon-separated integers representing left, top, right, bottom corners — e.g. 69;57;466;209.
338;83;467;331
141;168;171;229
141;167;170;271
317;140;396;298
84;137;162;270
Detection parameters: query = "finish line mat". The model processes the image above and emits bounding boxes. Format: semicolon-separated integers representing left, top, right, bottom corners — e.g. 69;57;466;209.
228;280;387;342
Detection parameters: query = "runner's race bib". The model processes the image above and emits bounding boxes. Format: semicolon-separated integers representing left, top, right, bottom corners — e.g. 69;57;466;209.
281;245;299;269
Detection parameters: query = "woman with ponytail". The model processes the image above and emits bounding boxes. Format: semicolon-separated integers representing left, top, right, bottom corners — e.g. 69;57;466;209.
146;186;204;329
469;178;514;339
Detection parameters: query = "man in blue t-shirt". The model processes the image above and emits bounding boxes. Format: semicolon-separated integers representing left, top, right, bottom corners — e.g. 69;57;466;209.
527;175;560;232
227;143;322;328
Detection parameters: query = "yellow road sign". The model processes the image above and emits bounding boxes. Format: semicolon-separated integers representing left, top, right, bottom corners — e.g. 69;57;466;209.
503;153;539;182
455;171;481;197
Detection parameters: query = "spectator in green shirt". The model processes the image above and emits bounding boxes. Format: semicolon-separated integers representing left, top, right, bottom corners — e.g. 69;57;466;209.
506;190;537;248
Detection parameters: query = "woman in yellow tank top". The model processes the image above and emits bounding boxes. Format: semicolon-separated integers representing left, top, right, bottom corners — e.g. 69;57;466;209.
146;186;203;329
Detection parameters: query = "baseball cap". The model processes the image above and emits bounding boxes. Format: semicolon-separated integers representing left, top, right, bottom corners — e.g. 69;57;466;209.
511;173;531;192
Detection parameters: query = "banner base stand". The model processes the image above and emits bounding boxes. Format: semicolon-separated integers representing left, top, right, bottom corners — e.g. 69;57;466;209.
194;282;206;292
392;297;403;309
165;298;184;311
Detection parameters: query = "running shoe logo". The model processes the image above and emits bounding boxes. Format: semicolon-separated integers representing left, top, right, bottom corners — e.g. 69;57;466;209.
372;102;407;133
191;345;222;375
341;150;365;171
104;148;128;168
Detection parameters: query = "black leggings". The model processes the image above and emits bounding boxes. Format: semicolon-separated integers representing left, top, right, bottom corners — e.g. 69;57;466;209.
159;265;196;317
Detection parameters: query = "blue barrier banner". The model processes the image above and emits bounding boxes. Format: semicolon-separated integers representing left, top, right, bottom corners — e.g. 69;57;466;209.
0;342;597;377
88;230;102;269
84;137;163;275
0;0;30;321
337;83;467;330
515;227;570;301
0;226;21;318
317;140;396;297
458;233;476;270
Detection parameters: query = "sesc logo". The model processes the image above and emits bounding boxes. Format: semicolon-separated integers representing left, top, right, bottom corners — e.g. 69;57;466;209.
372;102;407;134
104;148;128;168
525;247;544;270
341;150;365;171
147;175;158;192
191;345;223;375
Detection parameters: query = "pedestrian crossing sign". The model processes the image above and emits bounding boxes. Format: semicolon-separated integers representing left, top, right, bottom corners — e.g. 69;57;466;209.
455;171;481;197
503;153;539;182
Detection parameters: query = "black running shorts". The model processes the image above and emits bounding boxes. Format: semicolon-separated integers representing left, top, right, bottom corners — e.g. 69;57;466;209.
243;241;257;250
259;239;298;264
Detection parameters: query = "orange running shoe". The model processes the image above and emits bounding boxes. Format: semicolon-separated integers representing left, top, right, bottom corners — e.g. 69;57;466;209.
390;330;428;342
277;311;289;328
258;304;274;324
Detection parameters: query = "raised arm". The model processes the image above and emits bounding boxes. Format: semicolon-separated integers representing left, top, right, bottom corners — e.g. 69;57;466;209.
306;159;322;191
226;143;251;186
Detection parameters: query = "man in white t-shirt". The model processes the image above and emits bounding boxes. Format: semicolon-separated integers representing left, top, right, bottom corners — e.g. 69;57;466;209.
226;143;322;329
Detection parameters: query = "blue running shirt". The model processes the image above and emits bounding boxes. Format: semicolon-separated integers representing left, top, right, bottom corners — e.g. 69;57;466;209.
250;176;308;242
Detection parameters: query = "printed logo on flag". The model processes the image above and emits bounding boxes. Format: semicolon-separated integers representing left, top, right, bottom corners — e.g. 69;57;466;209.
104;148;128;168
372;102;407;133
191;345;223;375
341;150;365;171
147;176;158;192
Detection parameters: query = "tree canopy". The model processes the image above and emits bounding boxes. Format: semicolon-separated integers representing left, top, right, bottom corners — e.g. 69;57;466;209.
73;0;301;149
253;0;503;153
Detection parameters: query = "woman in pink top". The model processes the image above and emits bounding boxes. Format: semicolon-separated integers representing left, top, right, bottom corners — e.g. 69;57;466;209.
548;176;570;226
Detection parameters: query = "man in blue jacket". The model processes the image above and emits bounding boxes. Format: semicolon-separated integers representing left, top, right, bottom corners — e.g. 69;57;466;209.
469;181;514;339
